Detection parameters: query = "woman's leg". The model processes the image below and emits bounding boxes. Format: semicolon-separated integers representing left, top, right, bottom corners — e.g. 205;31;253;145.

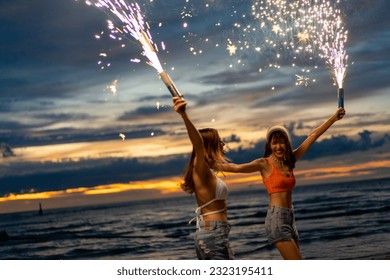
274;240;303;260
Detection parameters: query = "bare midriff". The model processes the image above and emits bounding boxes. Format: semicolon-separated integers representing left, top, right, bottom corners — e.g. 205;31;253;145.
201;200;228;222
268;191;293;208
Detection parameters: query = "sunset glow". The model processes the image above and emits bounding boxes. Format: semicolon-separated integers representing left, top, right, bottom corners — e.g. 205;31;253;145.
1;158;388;213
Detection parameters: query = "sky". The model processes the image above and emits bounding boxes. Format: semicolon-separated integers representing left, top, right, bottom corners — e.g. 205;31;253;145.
0;0;389;213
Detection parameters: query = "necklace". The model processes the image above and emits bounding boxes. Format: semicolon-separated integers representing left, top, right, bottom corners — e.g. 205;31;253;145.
271;154;285;167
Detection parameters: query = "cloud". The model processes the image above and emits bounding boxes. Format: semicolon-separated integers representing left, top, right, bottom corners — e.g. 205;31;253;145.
118;105;172;120
0;155;188;196
293;130;390;160
0;128;388;196
226;128;390;163
0;0;389;209
0;143;15;158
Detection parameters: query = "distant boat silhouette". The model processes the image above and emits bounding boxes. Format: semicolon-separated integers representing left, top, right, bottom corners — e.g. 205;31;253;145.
39;203;43;215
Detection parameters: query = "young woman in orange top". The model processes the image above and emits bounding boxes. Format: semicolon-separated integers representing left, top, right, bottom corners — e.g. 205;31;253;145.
217;107;345;259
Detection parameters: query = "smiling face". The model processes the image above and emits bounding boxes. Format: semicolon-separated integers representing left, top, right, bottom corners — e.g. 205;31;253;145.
264;129;296;169
270;133;288;159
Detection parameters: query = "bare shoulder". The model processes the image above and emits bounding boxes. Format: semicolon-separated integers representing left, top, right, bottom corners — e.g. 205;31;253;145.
256;158;269;170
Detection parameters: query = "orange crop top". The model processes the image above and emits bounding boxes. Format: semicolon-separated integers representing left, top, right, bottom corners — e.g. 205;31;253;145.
263;158;296;195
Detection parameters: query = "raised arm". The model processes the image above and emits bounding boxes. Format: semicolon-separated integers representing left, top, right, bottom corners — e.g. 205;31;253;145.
173;97;204;157
294;107;345;161
172;96;212;179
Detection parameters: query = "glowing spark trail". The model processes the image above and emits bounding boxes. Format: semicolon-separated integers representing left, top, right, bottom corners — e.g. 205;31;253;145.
249;0;348;100
295;74;310;87
226;39;237;56
296;32;310;44
107;79;118;95
318;12;348;89
176;1;348;93
83;0;182;98
86;0;163;71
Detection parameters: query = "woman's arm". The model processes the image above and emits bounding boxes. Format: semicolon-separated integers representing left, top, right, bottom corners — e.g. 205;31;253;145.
173;97;205;158
215;159;262;173
173;97;211;179
294;107;345;161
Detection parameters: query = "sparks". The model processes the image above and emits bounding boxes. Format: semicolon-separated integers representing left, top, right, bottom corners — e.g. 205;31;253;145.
249;0;348;87
296;32;310;44
226;44;237;56
272;24;282;34
107;79;118;95
119;133;126;141
87;0;163;73
319;20;348;88
295;74;310;87
82;0;183;99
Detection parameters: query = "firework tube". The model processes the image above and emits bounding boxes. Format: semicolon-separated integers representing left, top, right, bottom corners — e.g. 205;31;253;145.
159;70;183;98
338;88;344;108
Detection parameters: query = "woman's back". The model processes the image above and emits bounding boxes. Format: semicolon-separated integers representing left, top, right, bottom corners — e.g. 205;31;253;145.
193;170;228;221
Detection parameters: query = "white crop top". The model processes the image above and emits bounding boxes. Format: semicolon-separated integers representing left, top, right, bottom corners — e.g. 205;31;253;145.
189;175;228;225
215;175;228;199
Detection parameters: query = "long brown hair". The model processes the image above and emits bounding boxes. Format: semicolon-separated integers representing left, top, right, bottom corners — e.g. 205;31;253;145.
181;128;227;194
264;131;296;169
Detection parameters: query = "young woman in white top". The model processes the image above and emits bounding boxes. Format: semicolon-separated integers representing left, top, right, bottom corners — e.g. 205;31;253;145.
173;96;233;259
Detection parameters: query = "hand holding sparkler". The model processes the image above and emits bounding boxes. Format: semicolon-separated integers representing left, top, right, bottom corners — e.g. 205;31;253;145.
332;107;346;122
173;96;187;116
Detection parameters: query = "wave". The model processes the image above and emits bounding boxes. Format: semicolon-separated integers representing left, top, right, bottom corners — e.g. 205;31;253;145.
1;177;389;259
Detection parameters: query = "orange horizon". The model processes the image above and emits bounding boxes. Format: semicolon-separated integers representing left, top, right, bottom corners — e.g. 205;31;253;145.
1;159;389;214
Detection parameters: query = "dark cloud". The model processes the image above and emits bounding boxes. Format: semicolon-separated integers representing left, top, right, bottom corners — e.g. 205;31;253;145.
201;69;271;85
0;120;30;131
341;0;390;35
0;143;15;158
292;130;389;160
0;129;388;196
223;134;241;143
0;127;169;148
0;0;125;68
226;128;390;163
0;155;189;196
0;0;389;200
0;0;390;140
118;105;172;120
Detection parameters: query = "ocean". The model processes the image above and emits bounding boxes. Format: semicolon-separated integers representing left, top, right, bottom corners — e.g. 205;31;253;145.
1;177;389;260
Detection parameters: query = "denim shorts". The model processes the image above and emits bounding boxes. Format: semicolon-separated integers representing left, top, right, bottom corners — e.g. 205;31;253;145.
265;205;299;245
194;220;234;260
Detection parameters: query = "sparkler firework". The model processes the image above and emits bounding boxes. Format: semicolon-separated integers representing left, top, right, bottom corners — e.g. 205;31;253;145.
82;0;348;105
84;0;183;98
250;0;348;105
316;1;348;108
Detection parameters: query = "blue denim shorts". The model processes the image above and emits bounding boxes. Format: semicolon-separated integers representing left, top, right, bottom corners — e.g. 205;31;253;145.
194;220;234;260
265;205;299;245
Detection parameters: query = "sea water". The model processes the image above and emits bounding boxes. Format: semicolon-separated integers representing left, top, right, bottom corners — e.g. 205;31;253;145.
0;177;389;260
